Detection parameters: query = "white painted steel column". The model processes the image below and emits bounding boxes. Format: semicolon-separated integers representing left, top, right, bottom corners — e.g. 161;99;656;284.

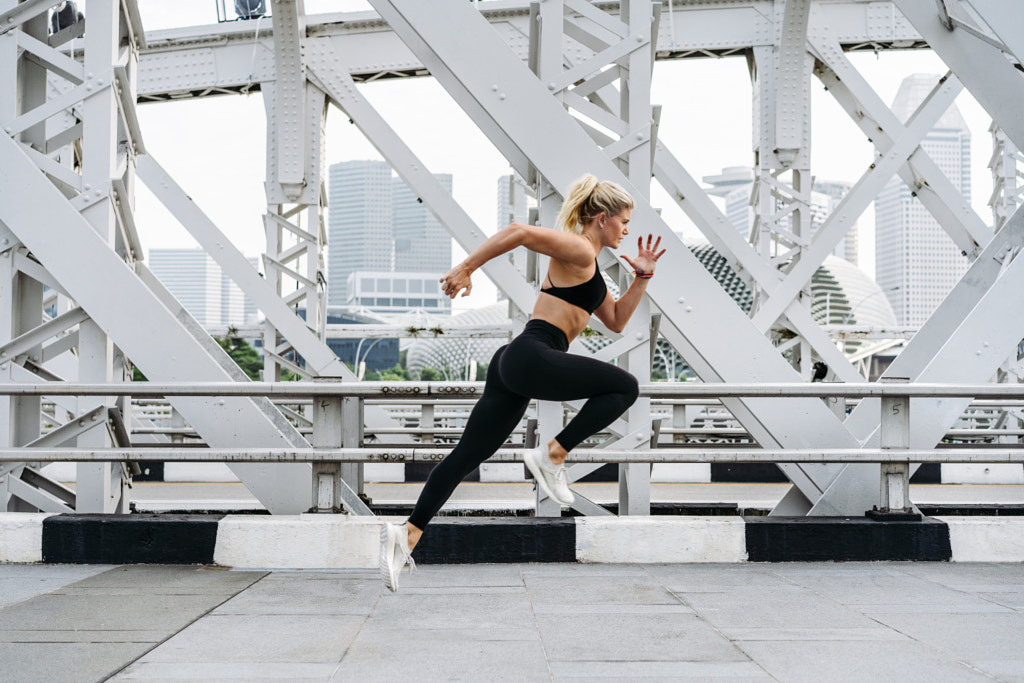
75;0;124;513
616;0;654;516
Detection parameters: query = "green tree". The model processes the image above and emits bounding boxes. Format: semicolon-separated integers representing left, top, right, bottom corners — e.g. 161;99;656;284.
216;336;263;381
419;367;441;381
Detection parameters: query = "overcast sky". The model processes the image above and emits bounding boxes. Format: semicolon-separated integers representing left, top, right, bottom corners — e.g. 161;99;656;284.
133;1;995;311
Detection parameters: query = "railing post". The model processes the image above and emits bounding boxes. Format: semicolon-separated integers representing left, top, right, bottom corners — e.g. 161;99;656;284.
420;403;434;444
341;396;366;502
311;397;343;512
869;377;920;521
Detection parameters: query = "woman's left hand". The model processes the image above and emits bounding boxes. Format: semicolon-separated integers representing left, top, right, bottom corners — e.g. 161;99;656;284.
621;234;666;276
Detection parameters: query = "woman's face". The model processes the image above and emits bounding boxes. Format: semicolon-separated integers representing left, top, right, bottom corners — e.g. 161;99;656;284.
601;208;631;249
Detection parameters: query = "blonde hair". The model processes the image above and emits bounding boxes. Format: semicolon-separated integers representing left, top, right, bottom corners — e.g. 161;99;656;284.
554;175;634;235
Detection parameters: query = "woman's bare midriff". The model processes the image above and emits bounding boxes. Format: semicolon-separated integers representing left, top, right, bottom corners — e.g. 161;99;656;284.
531;293;592;342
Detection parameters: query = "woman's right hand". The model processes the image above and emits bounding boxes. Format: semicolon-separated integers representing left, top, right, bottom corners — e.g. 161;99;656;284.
440;263;474;299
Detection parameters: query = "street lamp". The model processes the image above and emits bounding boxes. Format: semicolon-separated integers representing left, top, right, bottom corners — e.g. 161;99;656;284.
354;337;382;380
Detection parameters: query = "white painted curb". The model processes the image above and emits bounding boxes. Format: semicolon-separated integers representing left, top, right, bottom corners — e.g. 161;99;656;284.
576;516;748;563
0;513;52;563
940;517;1024;562
213;514;387;569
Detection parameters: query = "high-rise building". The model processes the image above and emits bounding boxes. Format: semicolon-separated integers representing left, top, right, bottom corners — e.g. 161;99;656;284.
875;73;971;327
393;173;452;273
326;160;452;308
149;249;256;327
326;160;394;307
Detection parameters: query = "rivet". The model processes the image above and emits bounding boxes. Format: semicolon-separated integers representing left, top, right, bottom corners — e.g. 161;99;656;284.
677;298;685;304
686;306;693;313
548;82;556;90
491;84;498;92
499;93;506;100
635;332;643;340
78;420;86;427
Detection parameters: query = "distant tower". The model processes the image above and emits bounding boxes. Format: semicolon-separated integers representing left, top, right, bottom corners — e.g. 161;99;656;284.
327;160;394;306
496;173;529;229
874;74;971;327
393;173;452;273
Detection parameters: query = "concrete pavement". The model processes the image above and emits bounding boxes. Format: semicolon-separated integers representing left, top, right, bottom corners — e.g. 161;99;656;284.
2;562;1023;682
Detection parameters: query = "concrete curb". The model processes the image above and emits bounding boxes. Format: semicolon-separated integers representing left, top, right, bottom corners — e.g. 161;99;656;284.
0;513;53;563
4;514;1024;566
940;516;1024;562
576;517;747;563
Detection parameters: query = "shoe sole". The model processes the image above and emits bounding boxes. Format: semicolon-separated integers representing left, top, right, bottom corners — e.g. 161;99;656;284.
524;450;574;506
379;524;398;592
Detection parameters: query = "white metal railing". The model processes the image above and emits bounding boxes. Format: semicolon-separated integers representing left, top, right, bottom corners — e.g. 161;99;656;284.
5;381;1024;515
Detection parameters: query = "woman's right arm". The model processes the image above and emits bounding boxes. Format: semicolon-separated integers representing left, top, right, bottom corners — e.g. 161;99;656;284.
440;223;590;299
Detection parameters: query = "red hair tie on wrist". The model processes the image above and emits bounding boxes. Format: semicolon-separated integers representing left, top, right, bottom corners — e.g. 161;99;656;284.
633;270;653;279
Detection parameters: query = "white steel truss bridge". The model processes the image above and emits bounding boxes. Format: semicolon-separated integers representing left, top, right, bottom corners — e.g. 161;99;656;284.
1;0;1023;517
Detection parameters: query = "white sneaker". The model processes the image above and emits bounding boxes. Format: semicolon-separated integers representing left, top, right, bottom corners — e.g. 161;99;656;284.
523;447;575;505
379;522;416;592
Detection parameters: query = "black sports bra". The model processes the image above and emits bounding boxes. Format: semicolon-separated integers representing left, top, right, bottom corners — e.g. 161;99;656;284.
541;261;607;314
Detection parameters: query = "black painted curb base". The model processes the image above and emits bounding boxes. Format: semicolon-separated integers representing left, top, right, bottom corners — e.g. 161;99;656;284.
42;514;223;565
744;517;952;562
411;517;576;564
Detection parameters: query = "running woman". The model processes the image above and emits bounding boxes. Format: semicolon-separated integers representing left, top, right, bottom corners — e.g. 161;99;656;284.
380;175;665;591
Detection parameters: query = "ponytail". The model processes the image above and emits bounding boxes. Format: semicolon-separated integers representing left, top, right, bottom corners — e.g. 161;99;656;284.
554;174;634;234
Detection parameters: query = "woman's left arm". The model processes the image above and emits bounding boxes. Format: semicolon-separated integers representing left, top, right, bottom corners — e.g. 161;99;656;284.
593;234;665;333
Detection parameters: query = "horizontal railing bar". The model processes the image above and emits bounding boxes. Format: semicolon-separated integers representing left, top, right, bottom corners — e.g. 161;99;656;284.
5;448;1024;464
8;382;1024;399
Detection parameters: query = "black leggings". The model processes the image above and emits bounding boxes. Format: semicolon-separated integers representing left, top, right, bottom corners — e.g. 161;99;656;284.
408;319;639;529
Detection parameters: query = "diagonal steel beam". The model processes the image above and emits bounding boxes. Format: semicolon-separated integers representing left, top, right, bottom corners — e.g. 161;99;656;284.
304;44;536;313
846;204;1024;442
807;9;990;259
751;72;963;331
0;134;315;514
136;154;346;377
893;0;1024;151
965;0;1024;68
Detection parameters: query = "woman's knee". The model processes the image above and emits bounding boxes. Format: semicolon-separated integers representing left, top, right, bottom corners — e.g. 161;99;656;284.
622;373;640;406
